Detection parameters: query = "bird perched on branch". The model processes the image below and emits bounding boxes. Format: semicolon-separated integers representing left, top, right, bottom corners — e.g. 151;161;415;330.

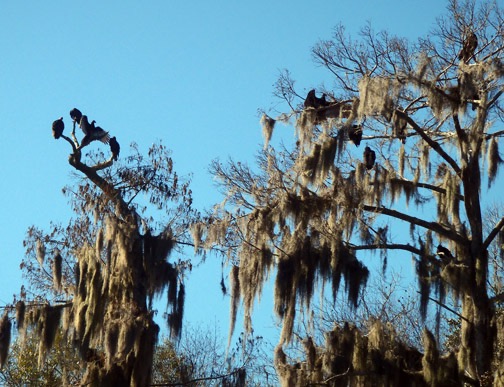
69;108;82;124
349;124;363;146
304;89;331;109
52;117;64;139
458;30;478;63
363;146;376;170
109;136;120;161
436;244;454;263
79;115;110;148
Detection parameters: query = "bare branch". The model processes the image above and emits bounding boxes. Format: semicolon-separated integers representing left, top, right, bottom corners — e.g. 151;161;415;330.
362;205;466;243
483;215;504;250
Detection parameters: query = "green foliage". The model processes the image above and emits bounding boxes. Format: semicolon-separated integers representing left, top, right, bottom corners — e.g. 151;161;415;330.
0;329;82;387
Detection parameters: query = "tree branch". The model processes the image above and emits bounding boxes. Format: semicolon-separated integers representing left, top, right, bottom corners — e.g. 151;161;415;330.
362;205;466;243
387;178;465;201
150;367;245;386
398;111;462;175
352;242;422;256
482;215;504;251
418;292;470;323
68;152;137;224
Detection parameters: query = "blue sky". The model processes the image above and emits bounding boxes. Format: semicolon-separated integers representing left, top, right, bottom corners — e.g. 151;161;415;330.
0;1;446;341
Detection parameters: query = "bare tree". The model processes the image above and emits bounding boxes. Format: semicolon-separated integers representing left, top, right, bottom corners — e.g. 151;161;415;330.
194;1;504;385
6;109;197;386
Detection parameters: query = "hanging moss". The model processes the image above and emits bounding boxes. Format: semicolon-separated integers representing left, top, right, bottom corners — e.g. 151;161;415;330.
296;109;317;148
398;144;406;176
422;329;439;385
416;254;430;321
190;223;204;252
342;255;369;308
487;137;502;188
275;255;296;319
105;322;120;367
229;265;240;343
260;113;276;149
15;301;25;333
36;239;46;267
53;252;63;293
95;228;104;258
168;283;184;340
317;135;338;185
357;76;400;120
38;305;63;368
0;314;11;369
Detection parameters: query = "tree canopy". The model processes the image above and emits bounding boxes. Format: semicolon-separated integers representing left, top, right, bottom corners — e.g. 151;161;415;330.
1;1;504;386
194;0;504;385
7;110;197;386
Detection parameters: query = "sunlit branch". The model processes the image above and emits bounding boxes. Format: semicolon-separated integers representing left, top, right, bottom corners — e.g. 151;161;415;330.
71;121;79;145
68;152;137;224
387;178;465;201
398;111;461;175
60;134;77;153
362;204;465;243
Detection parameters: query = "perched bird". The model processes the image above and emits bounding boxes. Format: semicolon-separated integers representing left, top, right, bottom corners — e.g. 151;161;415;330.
436;244;454;263
109;136;120;161
79;115;92;135
392;113;407;144
79;115;110;147
348;125;363;146
458;30;478;63
52;117;64;139
80;128;110;147
363;146;376;170
70;108;82;124
304;89;331;109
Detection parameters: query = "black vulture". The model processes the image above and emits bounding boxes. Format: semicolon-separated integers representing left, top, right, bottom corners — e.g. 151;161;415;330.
436;244;454;263
304;89;330;109
52;117;64;139
69;108;82;124
53;117;65;139
363;146;376;170
458;30;478;63
348;124;363;146
109;136;120;161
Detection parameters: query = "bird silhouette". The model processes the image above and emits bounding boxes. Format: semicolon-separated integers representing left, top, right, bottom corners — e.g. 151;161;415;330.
458;30;478;63
109;137;120;161
349;125;363;146
70;108;82;124
79;115;110;147
363;146;376;170
304;89;331;109
52;117;64;139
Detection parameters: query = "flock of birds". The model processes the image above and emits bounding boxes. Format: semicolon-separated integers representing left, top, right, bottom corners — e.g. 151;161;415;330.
303;89;377;170
52;108;120;161
301;29;478;173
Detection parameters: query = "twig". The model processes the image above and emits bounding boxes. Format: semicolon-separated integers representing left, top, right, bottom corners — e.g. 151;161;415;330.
417;292;470;323
150;367;244;386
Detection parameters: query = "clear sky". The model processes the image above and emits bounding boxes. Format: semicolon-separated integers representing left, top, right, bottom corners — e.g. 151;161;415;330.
0;1;447;342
